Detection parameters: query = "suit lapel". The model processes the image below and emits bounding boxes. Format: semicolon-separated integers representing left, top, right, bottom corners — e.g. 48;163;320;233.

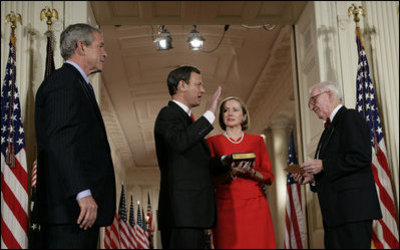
315;129;328;159
72;69;107;135
318;126;334;157
316;106;347;158
169;101;210;153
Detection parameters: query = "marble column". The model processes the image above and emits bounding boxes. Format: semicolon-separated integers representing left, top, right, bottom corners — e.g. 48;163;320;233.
264;118;292;249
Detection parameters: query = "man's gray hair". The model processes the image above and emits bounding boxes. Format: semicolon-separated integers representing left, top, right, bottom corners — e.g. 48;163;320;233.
60;23;102;60
310;81;343;103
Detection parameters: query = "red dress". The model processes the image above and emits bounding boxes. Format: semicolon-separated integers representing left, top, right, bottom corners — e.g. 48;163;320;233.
207;133;276;249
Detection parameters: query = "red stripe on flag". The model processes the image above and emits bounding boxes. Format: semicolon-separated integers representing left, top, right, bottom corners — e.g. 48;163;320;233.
284;210;290;248
288;185;303;249
8;156;28;194
119;219;134;249
372;231;384;249
371;163;397;220
1;216;22;249
371;161;399;248
104;228;111;249
1;172;28;234
378;218;399;249
110;226;120;248
376;146;392;178
376;147;397;219
103;213;120;249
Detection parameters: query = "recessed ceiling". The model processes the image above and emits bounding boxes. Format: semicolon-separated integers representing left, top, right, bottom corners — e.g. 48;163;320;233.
90;1;306;172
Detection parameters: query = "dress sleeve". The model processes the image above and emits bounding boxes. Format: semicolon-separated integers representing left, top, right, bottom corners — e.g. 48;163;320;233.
256;136;274;185
206;137;216;157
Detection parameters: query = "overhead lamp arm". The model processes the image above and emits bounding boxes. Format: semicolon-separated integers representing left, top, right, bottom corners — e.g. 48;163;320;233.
202;24;230;53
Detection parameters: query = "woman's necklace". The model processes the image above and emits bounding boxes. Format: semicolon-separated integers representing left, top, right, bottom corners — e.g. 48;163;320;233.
223;131;244;144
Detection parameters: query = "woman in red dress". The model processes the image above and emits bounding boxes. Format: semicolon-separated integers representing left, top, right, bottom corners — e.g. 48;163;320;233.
207;96;276;249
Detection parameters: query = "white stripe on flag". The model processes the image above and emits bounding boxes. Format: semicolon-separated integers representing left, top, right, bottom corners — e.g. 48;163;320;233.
1;194;27;248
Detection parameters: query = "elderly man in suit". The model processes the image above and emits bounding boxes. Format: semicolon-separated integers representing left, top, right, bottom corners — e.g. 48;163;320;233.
293;81;382;249
154;66;230;249
35;23;116;248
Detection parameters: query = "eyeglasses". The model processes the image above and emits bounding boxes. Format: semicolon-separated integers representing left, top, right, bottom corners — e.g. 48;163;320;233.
308;91;327;108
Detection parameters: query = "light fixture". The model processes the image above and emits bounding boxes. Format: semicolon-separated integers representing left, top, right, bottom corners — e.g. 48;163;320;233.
186;25;205;51
154;25;173;50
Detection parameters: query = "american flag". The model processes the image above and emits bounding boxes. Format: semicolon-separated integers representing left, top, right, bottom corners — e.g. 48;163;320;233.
284;132;306;249
141;208;147;233
146;193;155;234
136;202;149;249
29;29;55;249
118;185;135;249
1;35;28;249
355;27;399;249
104;213;120;249
146;193;155;248
129;195;140;249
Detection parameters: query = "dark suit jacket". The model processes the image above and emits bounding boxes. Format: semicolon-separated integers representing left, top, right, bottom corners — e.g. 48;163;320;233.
35;63;116;226
312;106;382;227
154;101;227;230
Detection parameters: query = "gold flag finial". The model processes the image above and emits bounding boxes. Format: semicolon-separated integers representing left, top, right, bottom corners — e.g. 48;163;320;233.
40;7;59;31
5;11;22;34
348;4;365;27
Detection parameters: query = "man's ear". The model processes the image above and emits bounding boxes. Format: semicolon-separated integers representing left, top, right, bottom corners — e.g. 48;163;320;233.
177;80;187;92
76;41;85;56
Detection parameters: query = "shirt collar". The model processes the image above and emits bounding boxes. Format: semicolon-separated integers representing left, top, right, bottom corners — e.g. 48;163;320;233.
172;100;191;116
66;60;89;84
330;104;343;122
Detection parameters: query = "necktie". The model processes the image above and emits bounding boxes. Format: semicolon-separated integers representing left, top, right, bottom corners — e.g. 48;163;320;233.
190;113;195;122
324;118;331;129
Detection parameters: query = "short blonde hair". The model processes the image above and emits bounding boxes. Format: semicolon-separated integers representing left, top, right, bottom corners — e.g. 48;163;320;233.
218;96;250;131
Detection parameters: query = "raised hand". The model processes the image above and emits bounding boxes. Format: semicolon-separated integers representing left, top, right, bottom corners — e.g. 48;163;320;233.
208;86;222;115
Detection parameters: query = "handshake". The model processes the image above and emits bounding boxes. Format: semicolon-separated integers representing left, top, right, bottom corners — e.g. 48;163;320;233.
285;159;323;185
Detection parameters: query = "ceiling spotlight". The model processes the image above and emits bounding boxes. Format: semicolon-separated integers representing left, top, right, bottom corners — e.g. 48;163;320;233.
154;25;173;50
187;25;205;51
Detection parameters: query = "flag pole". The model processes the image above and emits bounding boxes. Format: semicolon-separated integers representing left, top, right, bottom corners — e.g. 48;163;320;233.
348;5;380;155
40;7;59;32
350;4;399;248
5;11;22;36
28;8;59;248
4;12;22;169
2;11;28;249
348;4;365;28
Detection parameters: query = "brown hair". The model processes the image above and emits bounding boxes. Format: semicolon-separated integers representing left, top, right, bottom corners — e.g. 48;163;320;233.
218;96;250;131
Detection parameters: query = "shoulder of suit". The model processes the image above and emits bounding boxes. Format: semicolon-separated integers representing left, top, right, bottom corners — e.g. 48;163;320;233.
342;107;360;117
41;64;80;86
157;102;181;118
344;108;364;121
333;107;365;127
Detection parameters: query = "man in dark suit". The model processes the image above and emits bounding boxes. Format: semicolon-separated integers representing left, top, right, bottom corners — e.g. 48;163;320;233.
35;23;116;248
154;66;228;249
293;81;382;248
